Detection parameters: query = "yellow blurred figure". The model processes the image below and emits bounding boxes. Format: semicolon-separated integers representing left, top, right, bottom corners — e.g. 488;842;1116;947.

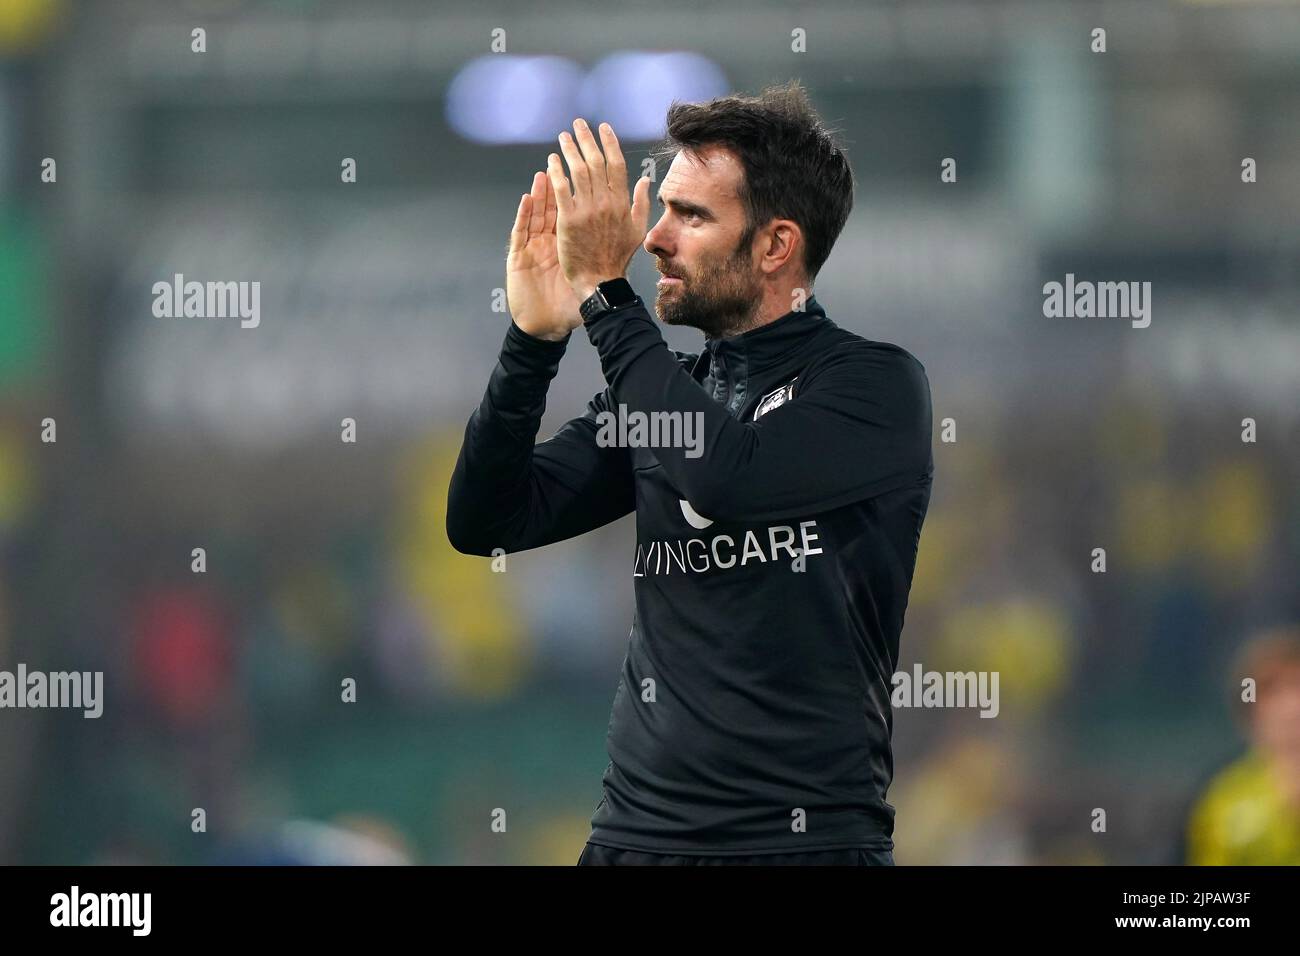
1186;629;1300;865
394;437;531;700
0;0;62;53
937;597;1073;715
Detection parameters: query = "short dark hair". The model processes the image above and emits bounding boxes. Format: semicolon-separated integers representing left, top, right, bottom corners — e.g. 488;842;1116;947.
650;80;854;285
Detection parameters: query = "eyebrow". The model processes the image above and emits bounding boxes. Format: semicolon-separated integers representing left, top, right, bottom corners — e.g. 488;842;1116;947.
657;194;715;220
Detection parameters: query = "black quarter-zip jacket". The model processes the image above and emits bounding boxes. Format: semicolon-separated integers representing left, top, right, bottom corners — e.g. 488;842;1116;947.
447;293;933;854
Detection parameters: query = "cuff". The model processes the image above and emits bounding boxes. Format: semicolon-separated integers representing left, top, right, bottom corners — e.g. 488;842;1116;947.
506;318;572;352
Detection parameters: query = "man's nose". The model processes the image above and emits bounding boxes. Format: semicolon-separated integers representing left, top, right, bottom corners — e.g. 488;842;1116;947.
644;218;671;258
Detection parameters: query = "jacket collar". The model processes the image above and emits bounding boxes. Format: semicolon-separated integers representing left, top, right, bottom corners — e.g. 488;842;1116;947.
694;295;832;414
702;295;831;376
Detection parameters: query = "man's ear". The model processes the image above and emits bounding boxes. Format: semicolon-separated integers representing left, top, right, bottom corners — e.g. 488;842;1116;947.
760;218;803;275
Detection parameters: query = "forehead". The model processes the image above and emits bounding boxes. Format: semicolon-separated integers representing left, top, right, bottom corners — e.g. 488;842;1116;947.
659;146;744;210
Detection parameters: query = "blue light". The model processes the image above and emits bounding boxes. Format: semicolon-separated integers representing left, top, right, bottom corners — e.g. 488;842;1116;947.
580;52;729;140
447;51;728;145
446;55;585;144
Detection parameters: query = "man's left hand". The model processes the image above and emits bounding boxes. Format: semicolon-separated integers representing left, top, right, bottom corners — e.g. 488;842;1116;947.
546;118;652;304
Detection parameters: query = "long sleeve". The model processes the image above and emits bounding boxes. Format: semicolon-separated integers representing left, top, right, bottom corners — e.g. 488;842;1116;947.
446;320;636;555
583;301;933;524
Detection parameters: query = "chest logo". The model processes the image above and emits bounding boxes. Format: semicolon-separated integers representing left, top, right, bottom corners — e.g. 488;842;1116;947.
679;499;714;529
753;377;798;421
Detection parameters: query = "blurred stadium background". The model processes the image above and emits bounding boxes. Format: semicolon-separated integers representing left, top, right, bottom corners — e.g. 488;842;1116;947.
0;0;1297;864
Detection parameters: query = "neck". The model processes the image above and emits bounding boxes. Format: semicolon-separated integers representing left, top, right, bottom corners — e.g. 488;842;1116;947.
715;280;814;340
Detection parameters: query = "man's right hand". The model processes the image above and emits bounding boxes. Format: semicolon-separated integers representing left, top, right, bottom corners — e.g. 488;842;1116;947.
506;171;582;342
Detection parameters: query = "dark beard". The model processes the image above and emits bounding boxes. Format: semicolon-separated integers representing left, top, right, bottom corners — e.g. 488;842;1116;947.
655;248;763;340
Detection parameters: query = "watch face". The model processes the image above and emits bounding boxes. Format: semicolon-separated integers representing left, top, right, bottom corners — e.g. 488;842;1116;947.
583;280;636;321
598;278;636;308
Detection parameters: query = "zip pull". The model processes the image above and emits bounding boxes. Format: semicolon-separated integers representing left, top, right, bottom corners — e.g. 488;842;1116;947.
710;353;728;405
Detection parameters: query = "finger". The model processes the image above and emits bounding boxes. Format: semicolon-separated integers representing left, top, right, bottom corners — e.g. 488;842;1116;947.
631;173;652;234
599;122;629;204
557;130;591;202
545;152;573;217
527;171;547;239
509;191;530;257
572;118;608;189
543;169;558;234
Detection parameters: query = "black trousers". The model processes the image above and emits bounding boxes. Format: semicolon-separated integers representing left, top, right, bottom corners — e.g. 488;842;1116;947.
577;842;894;866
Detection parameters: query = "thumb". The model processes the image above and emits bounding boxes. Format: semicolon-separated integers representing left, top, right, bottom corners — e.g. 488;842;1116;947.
631;174;651;234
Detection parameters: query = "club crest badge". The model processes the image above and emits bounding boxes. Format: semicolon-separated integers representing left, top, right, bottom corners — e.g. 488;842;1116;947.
753;377;798;420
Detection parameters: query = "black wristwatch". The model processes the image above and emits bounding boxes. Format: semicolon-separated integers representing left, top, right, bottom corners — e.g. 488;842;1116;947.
580;277;639;322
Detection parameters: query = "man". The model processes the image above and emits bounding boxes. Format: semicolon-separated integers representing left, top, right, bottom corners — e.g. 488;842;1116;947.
447;82;933;865
1185;627;1300;865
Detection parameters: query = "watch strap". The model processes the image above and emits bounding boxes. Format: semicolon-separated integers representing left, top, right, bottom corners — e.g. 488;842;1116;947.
581;277;638;322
